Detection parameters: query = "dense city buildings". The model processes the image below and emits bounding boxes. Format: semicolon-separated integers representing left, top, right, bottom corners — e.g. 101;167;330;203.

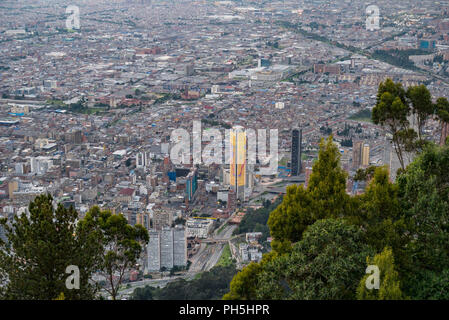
1;0;449;299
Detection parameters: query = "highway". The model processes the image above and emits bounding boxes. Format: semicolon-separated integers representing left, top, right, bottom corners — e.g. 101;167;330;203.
187;223;237;274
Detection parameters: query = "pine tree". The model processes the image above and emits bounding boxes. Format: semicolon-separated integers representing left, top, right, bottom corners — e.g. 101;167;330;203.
268;135;351;249
0;194;101;300
267;184;313;248
307;135;350;220
349;166;409;270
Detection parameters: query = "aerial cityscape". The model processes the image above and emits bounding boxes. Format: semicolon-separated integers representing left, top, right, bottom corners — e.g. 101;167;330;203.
0;0;449;303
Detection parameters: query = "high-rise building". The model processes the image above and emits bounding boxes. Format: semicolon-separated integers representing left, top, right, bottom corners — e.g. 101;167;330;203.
185;168;198;203
362;143;370;167
147;230;161;272
152;210;173;230
65;128;83;144
147;226;187;272
185;63;194;76
136;152;150;169
136;213;150;230
230;126;246;200
352;141;363;169
227;189;236;211
173;225;187;267
291;128;302;176
15;163;24;174
160;226;174;269
8;180;18;200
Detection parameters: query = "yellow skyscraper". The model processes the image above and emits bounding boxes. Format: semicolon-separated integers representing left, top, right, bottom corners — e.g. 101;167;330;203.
230;126;246;200
362;143;370;167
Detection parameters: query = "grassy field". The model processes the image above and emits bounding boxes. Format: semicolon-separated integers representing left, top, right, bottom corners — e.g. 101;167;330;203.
216;244;233;267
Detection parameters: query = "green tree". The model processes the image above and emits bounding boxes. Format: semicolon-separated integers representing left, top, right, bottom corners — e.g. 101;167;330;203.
234;197;282;244
396;144;449;296
268;136;350;250
256;219;374;300
349;167;409;270
357;247;405;300
78;206;149;300
353;165;376;182
436;97;449;145
0;195;101;300
223;252;276;300
406;269;449;300
436;97;449;124
406;85;434;139
267;184;313;249
223;261;262;300
131;285;155;300
144;265;237;300
396;127;420;154
307;135;350;220
372;79;411;169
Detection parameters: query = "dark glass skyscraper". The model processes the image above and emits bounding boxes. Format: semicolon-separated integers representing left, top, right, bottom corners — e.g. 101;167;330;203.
291;128;302;176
